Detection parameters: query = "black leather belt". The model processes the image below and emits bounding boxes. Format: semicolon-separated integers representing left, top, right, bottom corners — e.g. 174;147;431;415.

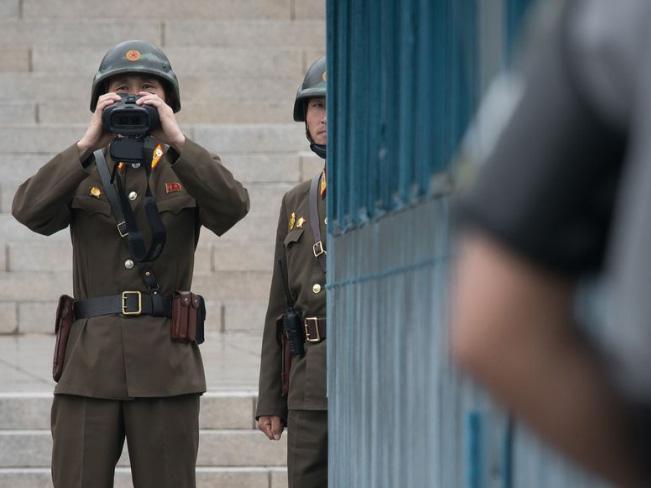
74;291;172;318
304;317;326;343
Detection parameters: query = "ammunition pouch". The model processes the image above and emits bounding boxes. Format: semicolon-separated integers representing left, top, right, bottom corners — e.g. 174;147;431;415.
171;291;206;344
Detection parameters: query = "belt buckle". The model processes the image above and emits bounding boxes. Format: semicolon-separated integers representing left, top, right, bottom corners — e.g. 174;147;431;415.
121;291;142;316
304;317;321;343
312;241;326;258
117;221;128;238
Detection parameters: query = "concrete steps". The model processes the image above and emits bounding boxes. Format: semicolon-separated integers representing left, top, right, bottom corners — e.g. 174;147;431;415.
0;0;320;483
0;392;287;487
1;430;285;468
0;0;325;341
17;0;323;21
0;124;307;153
0;467;287;488
0;19;324;48
0;146;320;335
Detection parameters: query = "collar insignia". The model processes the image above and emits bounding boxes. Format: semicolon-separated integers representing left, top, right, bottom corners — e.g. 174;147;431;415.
89;186;102;199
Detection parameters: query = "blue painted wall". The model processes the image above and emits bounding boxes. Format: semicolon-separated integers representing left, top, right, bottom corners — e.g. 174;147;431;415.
326;1;609;486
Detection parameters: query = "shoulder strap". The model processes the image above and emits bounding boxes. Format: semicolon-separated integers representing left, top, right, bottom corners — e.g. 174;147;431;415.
94;148;164;295
94;149;128;238
94;145;166;263
309;173;326;273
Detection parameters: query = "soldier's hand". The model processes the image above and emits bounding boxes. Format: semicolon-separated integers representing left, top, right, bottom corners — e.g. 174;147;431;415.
257;415;285;441
77;92;121;161
137;91;186;152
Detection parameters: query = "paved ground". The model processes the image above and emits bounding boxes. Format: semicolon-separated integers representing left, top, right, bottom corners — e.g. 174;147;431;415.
0;332;261;393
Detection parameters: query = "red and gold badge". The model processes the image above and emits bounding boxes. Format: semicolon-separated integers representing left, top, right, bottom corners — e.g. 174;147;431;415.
165;182;183;194
125;50;141;62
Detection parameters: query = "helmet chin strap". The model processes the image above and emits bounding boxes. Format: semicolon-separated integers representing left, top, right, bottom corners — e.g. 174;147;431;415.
310;143;327;159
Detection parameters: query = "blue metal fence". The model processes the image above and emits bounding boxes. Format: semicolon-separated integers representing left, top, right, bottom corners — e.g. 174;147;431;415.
327;1;610;487
327;0;478;234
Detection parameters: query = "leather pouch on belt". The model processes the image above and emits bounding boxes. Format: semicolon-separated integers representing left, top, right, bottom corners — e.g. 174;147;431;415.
53;295;75;382
171;291;206;344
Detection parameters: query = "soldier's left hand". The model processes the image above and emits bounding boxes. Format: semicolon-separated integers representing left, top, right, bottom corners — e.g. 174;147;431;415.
136;92;186;152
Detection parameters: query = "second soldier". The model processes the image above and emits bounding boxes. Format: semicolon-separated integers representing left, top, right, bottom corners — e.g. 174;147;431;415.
256;57;329;488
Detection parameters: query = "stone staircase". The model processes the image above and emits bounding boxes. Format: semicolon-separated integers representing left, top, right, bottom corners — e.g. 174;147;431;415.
0;392;288;488
0;0;324;485
0;0;325;334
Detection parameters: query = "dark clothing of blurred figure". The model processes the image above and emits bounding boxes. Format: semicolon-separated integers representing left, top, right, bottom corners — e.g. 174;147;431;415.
454;0;651;485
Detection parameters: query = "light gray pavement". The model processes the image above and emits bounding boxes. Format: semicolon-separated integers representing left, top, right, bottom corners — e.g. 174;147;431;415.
0;331;262;394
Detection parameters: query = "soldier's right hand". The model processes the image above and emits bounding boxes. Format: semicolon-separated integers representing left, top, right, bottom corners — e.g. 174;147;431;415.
76;92;122;161
257;415;285;441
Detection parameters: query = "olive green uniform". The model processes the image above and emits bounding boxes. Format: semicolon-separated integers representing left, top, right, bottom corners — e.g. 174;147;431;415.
257;176;327;488
12;139;249;487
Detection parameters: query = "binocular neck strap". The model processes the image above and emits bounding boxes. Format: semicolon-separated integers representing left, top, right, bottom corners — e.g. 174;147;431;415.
94;141;167;266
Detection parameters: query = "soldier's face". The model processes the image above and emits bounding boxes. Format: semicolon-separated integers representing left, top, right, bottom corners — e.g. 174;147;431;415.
306;97;327;145
106;75;166;101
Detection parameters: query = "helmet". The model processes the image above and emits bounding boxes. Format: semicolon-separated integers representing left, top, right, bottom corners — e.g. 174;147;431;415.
90;40;181;113
293;56;326;122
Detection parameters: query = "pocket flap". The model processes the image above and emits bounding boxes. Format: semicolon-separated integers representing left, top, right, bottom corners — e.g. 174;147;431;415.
283;228;304;246
156;196;197;214
70;195;112;217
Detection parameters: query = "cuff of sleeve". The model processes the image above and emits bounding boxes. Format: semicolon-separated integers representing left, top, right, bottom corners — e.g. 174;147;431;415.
167;137;211;168
66;143;93;177
255;401;288;421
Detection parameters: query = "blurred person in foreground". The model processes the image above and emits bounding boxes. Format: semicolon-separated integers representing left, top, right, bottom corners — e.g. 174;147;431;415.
450;1;651;486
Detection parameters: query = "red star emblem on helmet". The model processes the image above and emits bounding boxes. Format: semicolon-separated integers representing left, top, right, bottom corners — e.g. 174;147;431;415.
125;50;141;62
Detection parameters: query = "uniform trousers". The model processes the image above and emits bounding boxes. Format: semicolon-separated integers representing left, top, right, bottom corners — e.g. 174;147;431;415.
51;393;200;488
287;409;328;488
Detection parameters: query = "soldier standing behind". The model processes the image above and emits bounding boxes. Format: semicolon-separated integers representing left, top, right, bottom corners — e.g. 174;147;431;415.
12;40;249;488
256;57;328;488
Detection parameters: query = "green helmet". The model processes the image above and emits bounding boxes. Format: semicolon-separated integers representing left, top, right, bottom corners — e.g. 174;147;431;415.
293;56;326;122
90;40;181;113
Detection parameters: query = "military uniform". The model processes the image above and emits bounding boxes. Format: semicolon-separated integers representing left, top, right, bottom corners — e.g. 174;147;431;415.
11;41;249;488
257;174;328;487
257;57;328;488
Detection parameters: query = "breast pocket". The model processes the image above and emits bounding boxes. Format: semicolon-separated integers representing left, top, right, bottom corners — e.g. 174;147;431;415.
70;195;116;241
70;195;113;220
283;228;305;248
283;227;309;285
156;195;197;216
156;196;198;249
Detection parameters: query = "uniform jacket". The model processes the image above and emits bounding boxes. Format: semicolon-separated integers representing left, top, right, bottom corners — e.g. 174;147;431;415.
256;174;326;418
12;138;249;399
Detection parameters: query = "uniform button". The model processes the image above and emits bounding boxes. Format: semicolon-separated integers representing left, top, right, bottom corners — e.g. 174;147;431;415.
312;283;322;294
124;259;135;270
128;191;138;201
324;217;328;225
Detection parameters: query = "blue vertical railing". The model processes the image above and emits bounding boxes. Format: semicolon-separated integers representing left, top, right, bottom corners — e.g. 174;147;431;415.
325;1;605;488
328;0;481;235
